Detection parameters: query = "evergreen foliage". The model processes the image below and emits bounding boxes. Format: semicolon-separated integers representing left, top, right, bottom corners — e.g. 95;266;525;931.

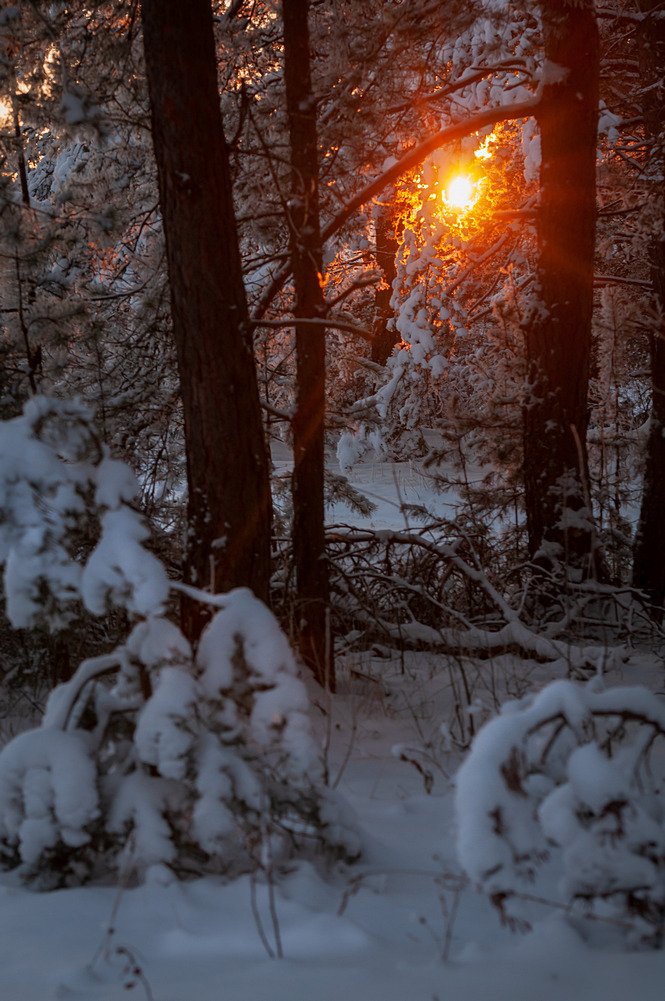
0;400;357;886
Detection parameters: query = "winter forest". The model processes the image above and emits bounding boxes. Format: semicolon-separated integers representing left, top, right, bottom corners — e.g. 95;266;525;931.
1;0;665;998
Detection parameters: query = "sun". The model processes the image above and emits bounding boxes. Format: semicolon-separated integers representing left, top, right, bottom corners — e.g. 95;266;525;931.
443;173;476;212
0;97;12;128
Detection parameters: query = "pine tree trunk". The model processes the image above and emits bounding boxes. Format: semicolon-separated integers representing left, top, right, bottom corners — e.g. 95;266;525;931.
371;210;399;366
283;0;333;688
522;0;599;574
632;1;665;611
141;0;272;639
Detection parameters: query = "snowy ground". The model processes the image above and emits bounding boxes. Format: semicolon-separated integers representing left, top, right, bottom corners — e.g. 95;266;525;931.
1;456;665;1000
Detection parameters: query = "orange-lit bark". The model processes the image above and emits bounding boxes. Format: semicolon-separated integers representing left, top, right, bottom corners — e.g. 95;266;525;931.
283;0;333;688
522;0;600;573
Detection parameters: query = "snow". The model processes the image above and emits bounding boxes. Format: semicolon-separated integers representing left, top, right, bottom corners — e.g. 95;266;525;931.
2;439;665;997
4;532;82;629
94;456;140;509
2;698;665;1000
81;508;170;617
0;729;98;866
125;617;192;670
134;668;198;780
108;771;184;871
2;611;665;999
0;399;170;628
280;434;462;530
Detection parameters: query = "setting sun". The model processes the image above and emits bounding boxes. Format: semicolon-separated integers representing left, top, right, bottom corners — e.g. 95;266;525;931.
443;173;475;211
0;97;11;128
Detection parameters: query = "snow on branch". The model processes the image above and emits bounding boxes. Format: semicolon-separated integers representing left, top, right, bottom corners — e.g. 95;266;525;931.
253;92;542;321
455;680;665;947
0;397;168;630
327;525;636;677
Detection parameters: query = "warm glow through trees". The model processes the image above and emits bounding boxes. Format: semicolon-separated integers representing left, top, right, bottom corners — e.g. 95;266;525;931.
0;97;11;127
443;173;476;211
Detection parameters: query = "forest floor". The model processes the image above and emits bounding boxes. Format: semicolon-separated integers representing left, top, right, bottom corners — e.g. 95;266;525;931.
1;454;664;1000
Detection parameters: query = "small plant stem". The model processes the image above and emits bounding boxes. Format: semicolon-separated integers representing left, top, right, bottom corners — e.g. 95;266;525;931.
250;870;276;959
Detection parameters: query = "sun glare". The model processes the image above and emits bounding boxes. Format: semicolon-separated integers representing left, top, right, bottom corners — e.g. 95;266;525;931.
0;97;12;128
443;174;475;212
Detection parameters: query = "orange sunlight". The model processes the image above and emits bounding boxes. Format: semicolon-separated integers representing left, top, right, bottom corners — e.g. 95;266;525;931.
443;173;476;212
0;97;12;128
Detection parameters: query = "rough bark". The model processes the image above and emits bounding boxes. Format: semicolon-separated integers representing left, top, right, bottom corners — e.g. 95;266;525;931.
522;0;600;574
632;0;665;611
140;0;272;639
283;0;332;688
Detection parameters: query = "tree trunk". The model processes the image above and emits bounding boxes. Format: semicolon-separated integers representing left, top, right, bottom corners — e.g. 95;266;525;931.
522;0;599;575
140;0;272;639
371;209;399;365
632;0;665;611
283;0;333;688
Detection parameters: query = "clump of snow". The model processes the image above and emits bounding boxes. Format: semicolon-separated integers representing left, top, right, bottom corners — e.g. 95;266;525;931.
0;728;99;869
337;429;370;474
598;100;622;146
194;590;359;862
134;668;198;780
94;456;140;508
81;508;169;617
521;117;541;183
126;616;192;669
0;397;167;629
108;770;185;870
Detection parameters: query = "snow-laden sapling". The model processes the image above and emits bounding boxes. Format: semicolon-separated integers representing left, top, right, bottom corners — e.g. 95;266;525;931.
0;398;358;886
455;679;665;947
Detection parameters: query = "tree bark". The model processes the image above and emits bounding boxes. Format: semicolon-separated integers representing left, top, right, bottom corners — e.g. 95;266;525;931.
140;0;272;639
283;0;332;688
522;0;599;574
371;209;399;366
632;0;665;611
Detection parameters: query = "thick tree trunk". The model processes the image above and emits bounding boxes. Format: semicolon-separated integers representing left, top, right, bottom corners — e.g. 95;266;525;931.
283;0;332;688
632;1;665;611
140;0;272;639
522;0;599;574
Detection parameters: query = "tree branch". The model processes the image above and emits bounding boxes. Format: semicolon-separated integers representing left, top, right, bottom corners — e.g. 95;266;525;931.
252;93;542;320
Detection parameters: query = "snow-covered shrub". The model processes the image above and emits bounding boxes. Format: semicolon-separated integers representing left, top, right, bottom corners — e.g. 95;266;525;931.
0;399;358;886
0;396;168;631
455;679;665;948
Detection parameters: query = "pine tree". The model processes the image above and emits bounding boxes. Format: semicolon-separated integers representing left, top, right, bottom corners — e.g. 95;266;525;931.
140;0;272;636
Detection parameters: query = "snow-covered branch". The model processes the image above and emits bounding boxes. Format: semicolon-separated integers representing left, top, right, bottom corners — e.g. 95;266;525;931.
455;680;665;947
327;526;639;677
253;93;542;320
